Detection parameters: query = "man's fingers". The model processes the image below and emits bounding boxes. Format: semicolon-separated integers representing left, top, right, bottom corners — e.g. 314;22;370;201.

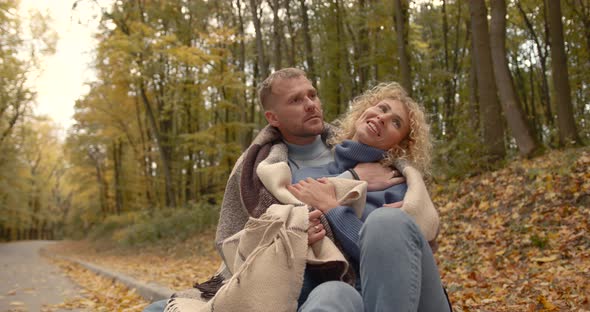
287;184;300;196
391;176;406;182
383;201;403;208
308;229;326;245
309;209;323;220
307;223;324;234
367;177;406;192
387;177;406;187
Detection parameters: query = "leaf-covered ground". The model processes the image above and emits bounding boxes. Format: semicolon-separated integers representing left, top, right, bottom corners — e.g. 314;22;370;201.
434;147;590;311
41;258;148;311
50;147;590;311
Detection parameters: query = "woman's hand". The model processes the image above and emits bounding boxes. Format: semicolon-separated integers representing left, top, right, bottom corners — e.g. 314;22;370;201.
308;209;325;245
287;177;339;213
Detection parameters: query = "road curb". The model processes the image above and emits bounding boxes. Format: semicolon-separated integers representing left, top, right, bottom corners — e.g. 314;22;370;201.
60;256;175;302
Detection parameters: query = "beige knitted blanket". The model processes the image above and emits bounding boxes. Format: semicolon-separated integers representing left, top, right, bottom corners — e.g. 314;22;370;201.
164;143;368;312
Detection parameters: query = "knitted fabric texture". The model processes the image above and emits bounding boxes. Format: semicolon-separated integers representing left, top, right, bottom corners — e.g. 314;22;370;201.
165;176;368;311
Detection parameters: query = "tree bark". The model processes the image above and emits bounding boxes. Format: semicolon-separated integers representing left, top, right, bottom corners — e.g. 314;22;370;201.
489;0;540;157
393;0;412;95
250;0;269;78
469;0;506;160
516;2;553;126
112;139;123;215
139;83;177;208
300;0;316;85
546;0;582;146
270;0;282;70
468;18;479;131
284;0;297;66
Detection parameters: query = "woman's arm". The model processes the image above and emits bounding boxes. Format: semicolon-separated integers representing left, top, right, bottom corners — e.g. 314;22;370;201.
394;161;439;242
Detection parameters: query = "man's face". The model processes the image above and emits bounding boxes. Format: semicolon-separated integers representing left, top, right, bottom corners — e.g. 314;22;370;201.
264;76;324;145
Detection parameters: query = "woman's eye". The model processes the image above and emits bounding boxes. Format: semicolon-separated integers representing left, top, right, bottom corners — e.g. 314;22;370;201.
392;119;401;128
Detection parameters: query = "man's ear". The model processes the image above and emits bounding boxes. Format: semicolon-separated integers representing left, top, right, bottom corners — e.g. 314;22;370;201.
264;110;280;127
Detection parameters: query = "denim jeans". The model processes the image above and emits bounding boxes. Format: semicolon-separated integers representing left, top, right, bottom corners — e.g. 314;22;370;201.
143;299;167;312
300;208;450;312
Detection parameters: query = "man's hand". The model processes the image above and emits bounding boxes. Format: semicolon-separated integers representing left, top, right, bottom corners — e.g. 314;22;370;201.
308;209;325;245
287;178;339;213
353;162;405;191
383;201;403;208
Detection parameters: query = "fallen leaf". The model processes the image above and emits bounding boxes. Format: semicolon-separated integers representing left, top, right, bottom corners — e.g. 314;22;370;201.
531;255;560;263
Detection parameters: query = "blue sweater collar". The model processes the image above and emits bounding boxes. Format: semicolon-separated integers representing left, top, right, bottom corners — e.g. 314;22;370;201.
334;140;387;169
284;135;329;161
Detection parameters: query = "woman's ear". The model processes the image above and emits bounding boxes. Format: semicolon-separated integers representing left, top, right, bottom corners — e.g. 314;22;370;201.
264;110;279;127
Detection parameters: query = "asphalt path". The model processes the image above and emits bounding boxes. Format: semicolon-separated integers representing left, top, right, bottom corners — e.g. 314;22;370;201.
0;241;82;312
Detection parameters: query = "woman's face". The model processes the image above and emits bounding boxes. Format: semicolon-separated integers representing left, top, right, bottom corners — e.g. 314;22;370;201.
352;98;411;151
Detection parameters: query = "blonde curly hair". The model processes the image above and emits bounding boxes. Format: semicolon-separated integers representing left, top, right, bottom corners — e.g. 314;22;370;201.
329;82;432;174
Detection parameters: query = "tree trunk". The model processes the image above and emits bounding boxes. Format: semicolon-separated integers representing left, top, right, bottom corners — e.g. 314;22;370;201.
516;2;553;126
284;0;297;66
139;83;177;208
489;0;540;157
250;0;268;78
300;0;316;85
469;0;506;160
134;96;154;209
393;0;412;95
270;0;282;70
546;0;582;146
468;18;479;131
112;139;123;214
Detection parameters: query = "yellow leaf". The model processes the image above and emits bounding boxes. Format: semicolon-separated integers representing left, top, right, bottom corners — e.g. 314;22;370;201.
538;295;557;310
479;201;490;210
531;255;559;263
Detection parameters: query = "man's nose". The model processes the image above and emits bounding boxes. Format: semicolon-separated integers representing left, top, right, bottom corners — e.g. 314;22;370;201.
304;97;316;111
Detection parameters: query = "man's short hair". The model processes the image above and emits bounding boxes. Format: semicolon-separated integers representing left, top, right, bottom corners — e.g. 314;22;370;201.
258;68;308;110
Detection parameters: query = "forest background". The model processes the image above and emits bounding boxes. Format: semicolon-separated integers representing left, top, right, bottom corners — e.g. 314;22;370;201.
0;0;588;247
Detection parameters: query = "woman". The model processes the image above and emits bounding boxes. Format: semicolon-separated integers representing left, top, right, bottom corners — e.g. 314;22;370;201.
288;82;451;312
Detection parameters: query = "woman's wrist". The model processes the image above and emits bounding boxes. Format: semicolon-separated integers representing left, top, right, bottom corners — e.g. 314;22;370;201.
318;200;339;213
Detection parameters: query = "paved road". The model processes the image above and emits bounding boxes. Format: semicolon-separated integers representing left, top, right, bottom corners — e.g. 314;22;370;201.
0;241;82;312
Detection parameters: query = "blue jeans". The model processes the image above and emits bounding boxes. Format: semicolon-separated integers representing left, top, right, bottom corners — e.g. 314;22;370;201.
143;299;167;312
300;208;450;312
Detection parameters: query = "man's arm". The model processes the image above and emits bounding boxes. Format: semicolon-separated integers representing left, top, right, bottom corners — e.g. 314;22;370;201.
215;156;250;255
